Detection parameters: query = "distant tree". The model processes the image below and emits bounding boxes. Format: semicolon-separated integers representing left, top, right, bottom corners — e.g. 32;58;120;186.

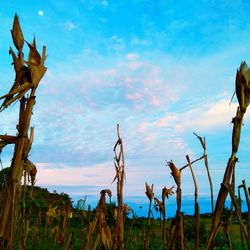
76;197;86;211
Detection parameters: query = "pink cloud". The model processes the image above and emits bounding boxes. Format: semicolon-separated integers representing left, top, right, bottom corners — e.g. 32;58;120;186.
137;122;151;133
144;134;155;143
36;162;114;186
126;53;138;60
126;92;142;101
127;61;143;70
151;96;161;106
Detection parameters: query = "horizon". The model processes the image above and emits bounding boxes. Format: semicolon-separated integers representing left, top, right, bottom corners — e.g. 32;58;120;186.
0;1;250;210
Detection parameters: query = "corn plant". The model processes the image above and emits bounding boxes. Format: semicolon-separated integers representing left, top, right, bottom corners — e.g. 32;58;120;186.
167;161;184;250
193;132;214;214
186;155;200;250
206;62;250;249
84;189;112;250
154;185;174;248
112;124;125;250
145;182;154;249
0;14;46;250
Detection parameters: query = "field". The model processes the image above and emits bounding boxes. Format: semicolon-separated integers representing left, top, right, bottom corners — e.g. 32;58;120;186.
0;183;245;249
0;14;250;250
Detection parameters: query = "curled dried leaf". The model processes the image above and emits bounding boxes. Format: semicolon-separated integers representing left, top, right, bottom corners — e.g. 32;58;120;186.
26;38;41;65
154;197;164;214
11;14;24;50
162;185;175;200
9;47;21;73
236;61;250;113
145;182;154;201
167;161;181;187
123;204;130;215
101;222;112;249
28;64;47;86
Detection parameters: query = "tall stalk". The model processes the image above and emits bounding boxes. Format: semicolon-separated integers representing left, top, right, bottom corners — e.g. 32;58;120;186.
0;15;46;250
193;133;214;214
84;189;112;250
206;62;250;249
186;155;200;250
145;182;154;249
113;124;125;250
167;161;184;250
154;186;174;249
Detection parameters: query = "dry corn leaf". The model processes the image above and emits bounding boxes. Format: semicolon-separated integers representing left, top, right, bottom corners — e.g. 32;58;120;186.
28;64;47;86
41;46;47;66
4;87;30;108
93;234;100;250
123;204;130;214
162;185;175;200
154;197;164;213
9;47;21;73
236;61;250;112
145;182;154;201
0;82;31;100
167;161;181;187
101;222;112;249
46;206;58;218
26;39;41;65
11;14;24;50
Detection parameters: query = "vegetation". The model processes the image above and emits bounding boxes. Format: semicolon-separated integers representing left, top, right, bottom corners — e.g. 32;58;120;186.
0;15;250;249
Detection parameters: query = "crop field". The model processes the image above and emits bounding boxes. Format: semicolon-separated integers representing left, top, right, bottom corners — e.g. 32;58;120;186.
0;14;250;250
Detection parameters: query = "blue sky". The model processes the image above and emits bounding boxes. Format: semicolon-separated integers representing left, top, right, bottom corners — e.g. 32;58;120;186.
0;0;250;213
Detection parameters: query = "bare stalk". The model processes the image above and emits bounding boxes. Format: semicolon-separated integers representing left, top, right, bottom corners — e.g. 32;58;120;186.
145;183;154;249
222;222;233;250
84;189;112;250
167;161;184;250
193;133;214;214
223;183;248;241
186;155;200;250
112;124;125;250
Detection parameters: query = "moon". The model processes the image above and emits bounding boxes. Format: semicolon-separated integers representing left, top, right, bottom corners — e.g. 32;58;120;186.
38;10;44;16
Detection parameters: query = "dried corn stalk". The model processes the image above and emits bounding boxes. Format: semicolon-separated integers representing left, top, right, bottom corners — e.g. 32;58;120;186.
84;189;112;250
167;161;184;250
206;62;250;249
193;132;214;214
0;14;46;250
186;155;200;250
145;182;154;249
154;185;174;248
112;124;125;250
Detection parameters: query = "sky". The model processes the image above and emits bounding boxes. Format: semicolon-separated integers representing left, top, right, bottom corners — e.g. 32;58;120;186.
0;0;250;215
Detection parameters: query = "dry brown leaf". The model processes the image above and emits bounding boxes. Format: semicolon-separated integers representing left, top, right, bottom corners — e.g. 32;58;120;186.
28;64;47;86
162;185;175;200
167;161;181;187
101;222;112;249
145;182;154;201
11;14;24;50
26;39;41;65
